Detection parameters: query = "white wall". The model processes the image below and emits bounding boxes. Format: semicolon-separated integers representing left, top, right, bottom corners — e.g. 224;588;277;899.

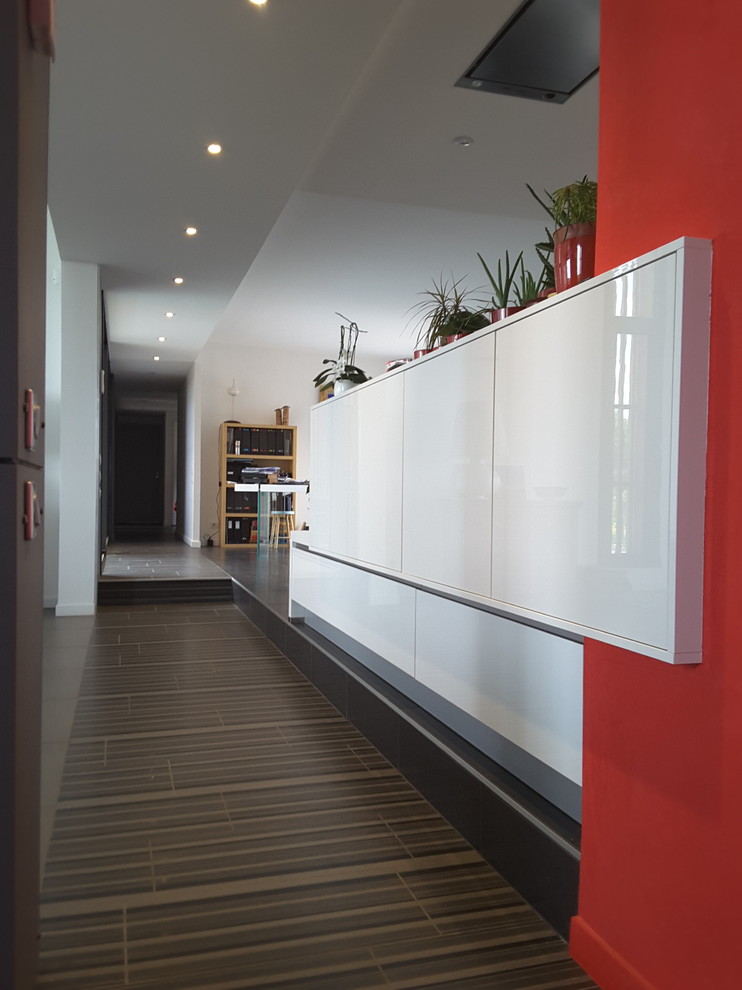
196;339;386;544
43;213;62;608
56;262;101;615
179;362;202;547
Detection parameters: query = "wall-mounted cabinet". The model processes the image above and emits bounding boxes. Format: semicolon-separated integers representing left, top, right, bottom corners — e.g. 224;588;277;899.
402;332;495;595
308;238;712;664
218;422;296;547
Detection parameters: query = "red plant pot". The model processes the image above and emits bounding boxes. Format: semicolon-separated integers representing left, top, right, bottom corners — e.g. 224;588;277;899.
553;222;596;293
439;334;467;346
413;348;434;359
490;306;525;323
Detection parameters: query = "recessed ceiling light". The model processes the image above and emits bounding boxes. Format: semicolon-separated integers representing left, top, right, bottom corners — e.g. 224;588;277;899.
207;143;222;155
173;276;184;285
249;0;268;5
158;336;166;343
453;135;474;147
153;355;160;362
185;226;198;236
165;311;175;318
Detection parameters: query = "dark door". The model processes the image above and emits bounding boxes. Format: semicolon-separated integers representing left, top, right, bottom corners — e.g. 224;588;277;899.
0;1;50;986
114;412;166;526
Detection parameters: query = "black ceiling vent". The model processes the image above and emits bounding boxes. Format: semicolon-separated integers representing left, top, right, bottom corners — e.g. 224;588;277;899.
456;0;599;104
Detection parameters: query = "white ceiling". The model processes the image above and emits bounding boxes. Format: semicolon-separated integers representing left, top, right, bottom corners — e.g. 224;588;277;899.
48;0;598;389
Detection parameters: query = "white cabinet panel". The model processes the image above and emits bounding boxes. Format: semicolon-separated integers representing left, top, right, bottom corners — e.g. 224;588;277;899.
402;336;495;595
291;548;416;675
308;402;332;551
308;239;711;663
309;399;350;555
492;254;679;651
346;376;404;570
415;592;583;785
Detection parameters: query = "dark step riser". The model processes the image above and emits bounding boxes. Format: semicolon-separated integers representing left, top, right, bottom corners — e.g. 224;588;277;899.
98;580;233;606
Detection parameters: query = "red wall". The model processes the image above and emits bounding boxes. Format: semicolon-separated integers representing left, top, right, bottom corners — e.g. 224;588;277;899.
572;4;742;989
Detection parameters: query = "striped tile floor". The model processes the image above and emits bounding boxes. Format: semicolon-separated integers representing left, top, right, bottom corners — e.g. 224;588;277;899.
38;603;599;989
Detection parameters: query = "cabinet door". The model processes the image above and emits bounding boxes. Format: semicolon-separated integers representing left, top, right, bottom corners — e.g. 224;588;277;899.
309;399;350;554
309;405;332;550
346;375;403;570
415;591;583;795
492;256;677;650
291;549;415;676
402;336;495;596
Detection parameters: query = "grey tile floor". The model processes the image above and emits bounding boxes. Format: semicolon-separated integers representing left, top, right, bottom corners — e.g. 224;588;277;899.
38;535;599;988
100;538;230;581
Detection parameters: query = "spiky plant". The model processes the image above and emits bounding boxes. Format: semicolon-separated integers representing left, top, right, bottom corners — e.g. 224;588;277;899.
477;250;523;310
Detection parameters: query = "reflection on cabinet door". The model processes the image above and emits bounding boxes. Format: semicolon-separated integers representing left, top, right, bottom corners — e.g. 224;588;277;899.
402;335;495;596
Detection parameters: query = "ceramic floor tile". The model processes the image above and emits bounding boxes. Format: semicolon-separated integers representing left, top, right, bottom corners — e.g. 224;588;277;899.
38;540;598;990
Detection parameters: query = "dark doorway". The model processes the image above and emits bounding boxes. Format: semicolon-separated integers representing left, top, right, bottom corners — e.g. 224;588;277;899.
114;412;166;529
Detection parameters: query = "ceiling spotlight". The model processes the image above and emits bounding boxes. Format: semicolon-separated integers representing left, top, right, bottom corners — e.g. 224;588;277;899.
207;143;222;155
185;226;198;236
453;135;474;147
153;355;160;362
173;276;184;285
158;336;166;343
249;0;268;5
165;311;175;318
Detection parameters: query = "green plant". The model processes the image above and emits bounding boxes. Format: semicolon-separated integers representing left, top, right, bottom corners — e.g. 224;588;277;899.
526;175;597;230
441;308;490;336
534;231;555;292
313;314;370;390
512;258;546;307
407;274;485;349
477;250;523;310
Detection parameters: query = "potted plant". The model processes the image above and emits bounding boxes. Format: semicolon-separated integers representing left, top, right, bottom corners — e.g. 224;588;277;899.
407;275;487;356
527;176;597;292
513;257;549;308
534;228;555;296
477;250;524;322
438;306;490;343
313;314;370;396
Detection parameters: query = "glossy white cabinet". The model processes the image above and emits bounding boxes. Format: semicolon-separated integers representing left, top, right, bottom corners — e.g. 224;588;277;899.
290;547;416;675
346;374;404;570
415;592;583;785
308;399;333;551
492;258;674;647
309;396;351;555
307;238;711;663
402;334;495;595
491;240;710;661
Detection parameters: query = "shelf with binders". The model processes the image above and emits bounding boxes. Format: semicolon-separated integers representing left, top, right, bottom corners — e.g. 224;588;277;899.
223;515;259;545
225;423;293;458
218;422;298;548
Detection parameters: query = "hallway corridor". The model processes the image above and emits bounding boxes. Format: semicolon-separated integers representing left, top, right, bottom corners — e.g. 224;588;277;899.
38;545;597;988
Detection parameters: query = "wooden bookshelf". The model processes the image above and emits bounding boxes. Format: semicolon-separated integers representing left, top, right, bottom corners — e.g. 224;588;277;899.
218;422;297;547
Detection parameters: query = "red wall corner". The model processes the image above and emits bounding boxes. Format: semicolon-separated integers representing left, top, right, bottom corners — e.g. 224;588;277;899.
572;4;742;989
571;916;658;990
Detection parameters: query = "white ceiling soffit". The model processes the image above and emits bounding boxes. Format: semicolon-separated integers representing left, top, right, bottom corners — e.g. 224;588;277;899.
47;0;598;388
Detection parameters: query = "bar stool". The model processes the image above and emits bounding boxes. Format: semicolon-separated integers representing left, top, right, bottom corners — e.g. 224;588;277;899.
269;511;295;547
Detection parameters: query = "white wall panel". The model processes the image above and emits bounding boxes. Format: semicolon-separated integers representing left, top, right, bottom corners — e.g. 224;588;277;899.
402;336;495;595
415;592;583;785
